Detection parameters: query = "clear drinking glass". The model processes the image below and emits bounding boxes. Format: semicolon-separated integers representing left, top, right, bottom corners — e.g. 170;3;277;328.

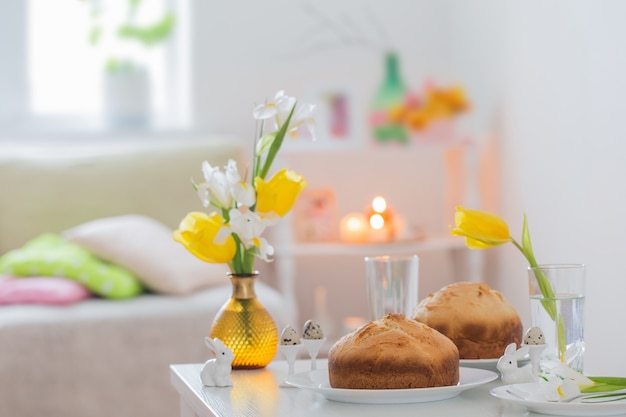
365;254;419;321
528;264;586;372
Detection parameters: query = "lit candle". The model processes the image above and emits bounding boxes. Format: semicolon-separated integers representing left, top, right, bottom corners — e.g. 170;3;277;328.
366;196;396;243
369;213;385;230
372;196;387;213
339;212;368;243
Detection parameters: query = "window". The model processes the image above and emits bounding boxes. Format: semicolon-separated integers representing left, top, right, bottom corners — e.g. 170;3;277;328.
0;0;190;133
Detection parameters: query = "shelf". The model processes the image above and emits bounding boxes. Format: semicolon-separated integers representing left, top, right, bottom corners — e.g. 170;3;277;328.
276;235;466;257
273;234;479;327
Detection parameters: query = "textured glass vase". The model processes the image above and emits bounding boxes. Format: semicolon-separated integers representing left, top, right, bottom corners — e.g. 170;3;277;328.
210;272;278;369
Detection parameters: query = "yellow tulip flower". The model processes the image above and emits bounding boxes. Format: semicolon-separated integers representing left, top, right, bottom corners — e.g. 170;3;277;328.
451;206;512;249
173;211;236;264
450;206;572;360
255;169;307;217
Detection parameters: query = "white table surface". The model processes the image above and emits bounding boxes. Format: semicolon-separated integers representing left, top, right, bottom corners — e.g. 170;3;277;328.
169;359;538;417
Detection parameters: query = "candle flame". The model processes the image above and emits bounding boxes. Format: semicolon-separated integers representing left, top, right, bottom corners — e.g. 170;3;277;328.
372;196;387;213
370;213;385;230
346;216;364;231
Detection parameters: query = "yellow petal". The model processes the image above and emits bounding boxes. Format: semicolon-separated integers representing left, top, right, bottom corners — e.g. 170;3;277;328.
173;212;236;264
255;169;307;217
451;206;511;248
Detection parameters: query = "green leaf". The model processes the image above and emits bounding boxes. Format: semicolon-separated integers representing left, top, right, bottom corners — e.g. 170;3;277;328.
256;132;277;157
589;376;626;385
556;314;566;360
117;13;176;47
521;214;536;264
582;384;626;393
258;103;296;180
88;26;102;46
106;58;119;73
580;377;626;393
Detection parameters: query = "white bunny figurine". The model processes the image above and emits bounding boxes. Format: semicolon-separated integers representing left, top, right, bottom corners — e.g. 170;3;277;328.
200;337;234;387
496;342;534;385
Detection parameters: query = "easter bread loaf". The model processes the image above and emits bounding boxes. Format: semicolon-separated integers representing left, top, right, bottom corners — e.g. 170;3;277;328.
328;314;459;389
412;281;523;359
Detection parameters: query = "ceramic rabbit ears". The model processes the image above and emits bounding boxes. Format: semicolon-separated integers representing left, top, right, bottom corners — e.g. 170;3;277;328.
205;337;229;356
504;342;529;359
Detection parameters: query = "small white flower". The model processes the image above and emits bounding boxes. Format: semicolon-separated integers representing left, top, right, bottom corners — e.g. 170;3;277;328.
228;207;272;249
542;359;595;387
253;236;274;262
214;223;233;245
534;360;594;402
536;375;581;402
253;90;296;121
252;90;315;141
232;181;255;207
557;379;581;401
198;159;241;210
288;101;317;141
224;159;242;185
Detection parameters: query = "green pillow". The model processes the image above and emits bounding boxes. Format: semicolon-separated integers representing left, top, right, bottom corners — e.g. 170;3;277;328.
0;233;143;299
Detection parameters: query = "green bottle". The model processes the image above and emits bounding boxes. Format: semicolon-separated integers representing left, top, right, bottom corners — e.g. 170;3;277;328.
370;51;409;144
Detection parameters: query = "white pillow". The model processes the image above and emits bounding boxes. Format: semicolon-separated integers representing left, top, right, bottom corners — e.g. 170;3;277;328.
63;215;230;295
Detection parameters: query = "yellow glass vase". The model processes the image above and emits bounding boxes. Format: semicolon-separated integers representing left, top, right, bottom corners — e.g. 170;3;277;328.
210;272;278;369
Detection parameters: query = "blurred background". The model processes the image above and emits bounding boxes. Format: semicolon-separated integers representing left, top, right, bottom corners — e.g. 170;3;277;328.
2;0;626;375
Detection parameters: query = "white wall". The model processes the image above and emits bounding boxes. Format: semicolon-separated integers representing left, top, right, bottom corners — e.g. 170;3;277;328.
190;0;625;373
191;0;449;137
497;1;626;375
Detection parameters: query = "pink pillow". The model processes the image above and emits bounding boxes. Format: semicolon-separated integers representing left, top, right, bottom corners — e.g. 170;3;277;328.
0;275;91;305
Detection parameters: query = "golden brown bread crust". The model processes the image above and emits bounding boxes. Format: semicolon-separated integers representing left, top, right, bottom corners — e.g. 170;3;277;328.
328;314;459;389
411;282;522;359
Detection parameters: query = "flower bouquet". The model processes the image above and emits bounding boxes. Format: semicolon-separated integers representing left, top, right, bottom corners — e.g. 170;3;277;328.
173;90;315;368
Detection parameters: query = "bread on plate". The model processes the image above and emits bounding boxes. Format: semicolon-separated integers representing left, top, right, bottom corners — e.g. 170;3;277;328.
412;281;522;359
328;313;460;389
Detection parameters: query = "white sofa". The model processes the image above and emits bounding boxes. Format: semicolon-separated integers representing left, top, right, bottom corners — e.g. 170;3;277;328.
0;136;294;417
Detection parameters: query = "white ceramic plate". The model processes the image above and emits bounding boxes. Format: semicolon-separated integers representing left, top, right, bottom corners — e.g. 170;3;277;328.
490;383;626;416
460;357;529;372
285;367;498;404
460;358;501;371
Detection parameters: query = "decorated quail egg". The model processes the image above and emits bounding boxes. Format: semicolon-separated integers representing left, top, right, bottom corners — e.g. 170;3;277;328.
280;326;301;345
524;326;545;345
302;319;324;340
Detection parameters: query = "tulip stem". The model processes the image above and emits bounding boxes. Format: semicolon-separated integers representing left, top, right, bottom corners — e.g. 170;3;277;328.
511;238;566;360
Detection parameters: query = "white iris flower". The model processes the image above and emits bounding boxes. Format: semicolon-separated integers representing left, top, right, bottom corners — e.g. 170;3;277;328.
253;90;316;142
197;159;242;210
228;208;275;261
